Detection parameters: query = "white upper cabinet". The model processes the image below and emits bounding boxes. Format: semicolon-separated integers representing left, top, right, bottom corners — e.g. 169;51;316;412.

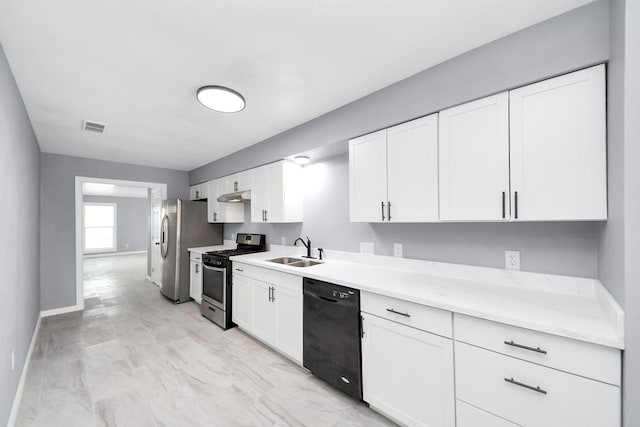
509;64;607;221
251;160;303;223
349;129;388;222
189;183;208;201
387;114;439;222
438;92;510;221
206;179;244;223
349;114;439;223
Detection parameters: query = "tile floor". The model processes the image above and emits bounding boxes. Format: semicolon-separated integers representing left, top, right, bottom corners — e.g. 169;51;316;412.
16;254;395;427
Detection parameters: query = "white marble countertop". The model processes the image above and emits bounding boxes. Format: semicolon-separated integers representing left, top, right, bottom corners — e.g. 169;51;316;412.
231;246;624;349
188;240;236;255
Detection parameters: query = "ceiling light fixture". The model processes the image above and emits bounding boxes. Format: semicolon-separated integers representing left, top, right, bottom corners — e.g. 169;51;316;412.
294;156;310;165
196;86;245;113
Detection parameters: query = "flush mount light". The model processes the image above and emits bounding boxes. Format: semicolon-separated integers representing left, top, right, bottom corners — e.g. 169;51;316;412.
294;156;310;165
197;86;245;113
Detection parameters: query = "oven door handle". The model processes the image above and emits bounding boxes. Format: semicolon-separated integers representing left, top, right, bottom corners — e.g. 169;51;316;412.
202;264;226;272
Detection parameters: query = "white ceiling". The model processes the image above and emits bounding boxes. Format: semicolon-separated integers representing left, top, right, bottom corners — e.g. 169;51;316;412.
82;182;148;198
0;0;594;171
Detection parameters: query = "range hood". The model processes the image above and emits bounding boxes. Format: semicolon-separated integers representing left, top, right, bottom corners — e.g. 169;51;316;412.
217;190;251;203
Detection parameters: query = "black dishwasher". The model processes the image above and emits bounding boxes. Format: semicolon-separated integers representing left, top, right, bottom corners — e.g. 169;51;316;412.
303;277;362;400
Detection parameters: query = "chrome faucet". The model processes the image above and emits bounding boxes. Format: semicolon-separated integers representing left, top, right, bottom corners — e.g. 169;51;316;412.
294;236;313;258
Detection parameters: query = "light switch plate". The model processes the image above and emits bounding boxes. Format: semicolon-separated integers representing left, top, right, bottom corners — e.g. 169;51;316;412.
505;250;521;270
394;243;403;258
360;242;374;255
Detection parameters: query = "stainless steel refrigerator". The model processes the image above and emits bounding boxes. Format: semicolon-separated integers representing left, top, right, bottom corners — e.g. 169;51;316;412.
160;199;223;303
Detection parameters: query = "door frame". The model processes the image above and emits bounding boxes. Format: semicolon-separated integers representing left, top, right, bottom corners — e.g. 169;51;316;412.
74;176;167;311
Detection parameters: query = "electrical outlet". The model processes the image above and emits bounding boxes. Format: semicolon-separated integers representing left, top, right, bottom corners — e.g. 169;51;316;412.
505;250;521;270
281;236;286;245
11;350;15;371
360;242;374;255
394;243;403;258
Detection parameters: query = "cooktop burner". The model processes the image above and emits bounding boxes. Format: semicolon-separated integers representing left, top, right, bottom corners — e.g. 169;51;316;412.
205;233;267;260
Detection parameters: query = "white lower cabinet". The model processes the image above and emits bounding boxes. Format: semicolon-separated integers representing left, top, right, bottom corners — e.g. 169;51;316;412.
189;253;203;304
456;400;519;427
361;312;455;427
455;341;620;427
231;263;303;364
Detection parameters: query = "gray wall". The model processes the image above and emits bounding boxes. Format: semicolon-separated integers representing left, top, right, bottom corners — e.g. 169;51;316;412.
83;196;149;253
195;1;609;278
0;42;41;425
40;153;189;310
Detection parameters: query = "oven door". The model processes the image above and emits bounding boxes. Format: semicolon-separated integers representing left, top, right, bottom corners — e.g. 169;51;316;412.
202;264;226;310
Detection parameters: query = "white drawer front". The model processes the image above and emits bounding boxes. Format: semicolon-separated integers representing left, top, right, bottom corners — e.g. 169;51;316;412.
456;400;519;427
232;262;301;292
361;291;452;338
455;342;620;427
189;252;202;262
454;314;620;385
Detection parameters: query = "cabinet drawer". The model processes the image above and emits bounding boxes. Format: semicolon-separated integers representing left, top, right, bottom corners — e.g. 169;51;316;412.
232;262;301;292
455;342;620;427
361;292;452;338
456;400;518;427
454;314;620;385
190;252;202;262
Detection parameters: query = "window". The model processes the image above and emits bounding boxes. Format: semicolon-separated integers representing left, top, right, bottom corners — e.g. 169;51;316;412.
83;203;117;253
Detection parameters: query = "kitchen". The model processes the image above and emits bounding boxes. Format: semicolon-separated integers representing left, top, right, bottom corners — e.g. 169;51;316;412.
2;0;639;426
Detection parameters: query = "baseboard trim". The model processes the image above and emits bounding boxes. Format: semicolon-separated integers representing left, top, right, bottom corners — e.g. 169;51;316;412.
40;304;83;317
146;275;161;287
7;313;42;427
83;250;147;259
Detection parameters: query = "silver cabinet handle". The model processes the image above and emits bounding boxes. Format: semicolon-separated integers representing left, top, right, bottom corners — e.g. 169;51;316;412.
213;212;218;222
195;264;199;274
514;191;519;219
264;210;268;222
502;191;506;219
271;286;275;302
386;308;410;318
387;201;391;221
234;181;238;191
381;201;385;221
195;190;199;199
504;377;547;395
235;268;243;272
504;340;547;354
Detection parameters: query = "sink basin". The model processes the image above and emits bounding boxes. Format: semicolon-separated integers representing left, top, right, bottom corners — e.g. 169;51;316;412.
266;257;323;267
288;260;322;267
267;257;303;264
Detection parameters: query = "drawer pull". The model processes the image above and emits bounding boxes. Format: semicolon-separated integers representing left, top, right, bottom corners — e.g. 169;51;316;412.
504;377;547;395
386;308;410;318
504;340;547;354
235;268;244;272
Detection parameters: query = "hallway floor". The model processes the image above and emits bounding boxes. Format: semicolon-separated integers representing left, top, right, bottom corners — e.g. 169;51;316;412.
16;254;394;427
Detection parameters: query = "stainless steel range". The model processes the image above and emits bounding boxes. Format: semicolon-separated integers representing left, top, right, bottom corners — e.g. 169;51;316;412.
201;233;266;329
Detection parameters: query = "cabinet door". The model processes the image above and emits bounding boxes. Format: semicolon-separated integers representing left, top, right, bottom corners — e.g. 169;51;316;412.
349;130;388;222
273;285;303;364
361;314;455;427
510;64;606;220
265;162;284;222
251;280;275;343
251;165;270;223
236;170;253;192
387;114;439;222
439;93;510;221
206;180;220;223
190;184;207;201
189;261;202;304
456;400;519;427
231;274;253;330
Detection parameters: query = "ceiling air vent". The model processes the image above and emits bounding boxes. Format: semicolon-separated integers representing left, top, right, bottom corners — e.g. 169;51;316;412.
82;120;106;133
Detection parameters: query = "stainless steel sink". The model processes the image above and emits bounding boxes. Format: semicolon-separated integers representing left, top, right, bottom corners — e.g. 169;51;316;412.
266;257;322;267
267;257;303;264
288;260;322;267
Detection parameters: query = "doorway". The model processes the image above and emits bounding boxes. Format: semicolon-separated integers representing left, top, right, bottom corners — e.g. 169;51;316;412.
74;177;167;310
